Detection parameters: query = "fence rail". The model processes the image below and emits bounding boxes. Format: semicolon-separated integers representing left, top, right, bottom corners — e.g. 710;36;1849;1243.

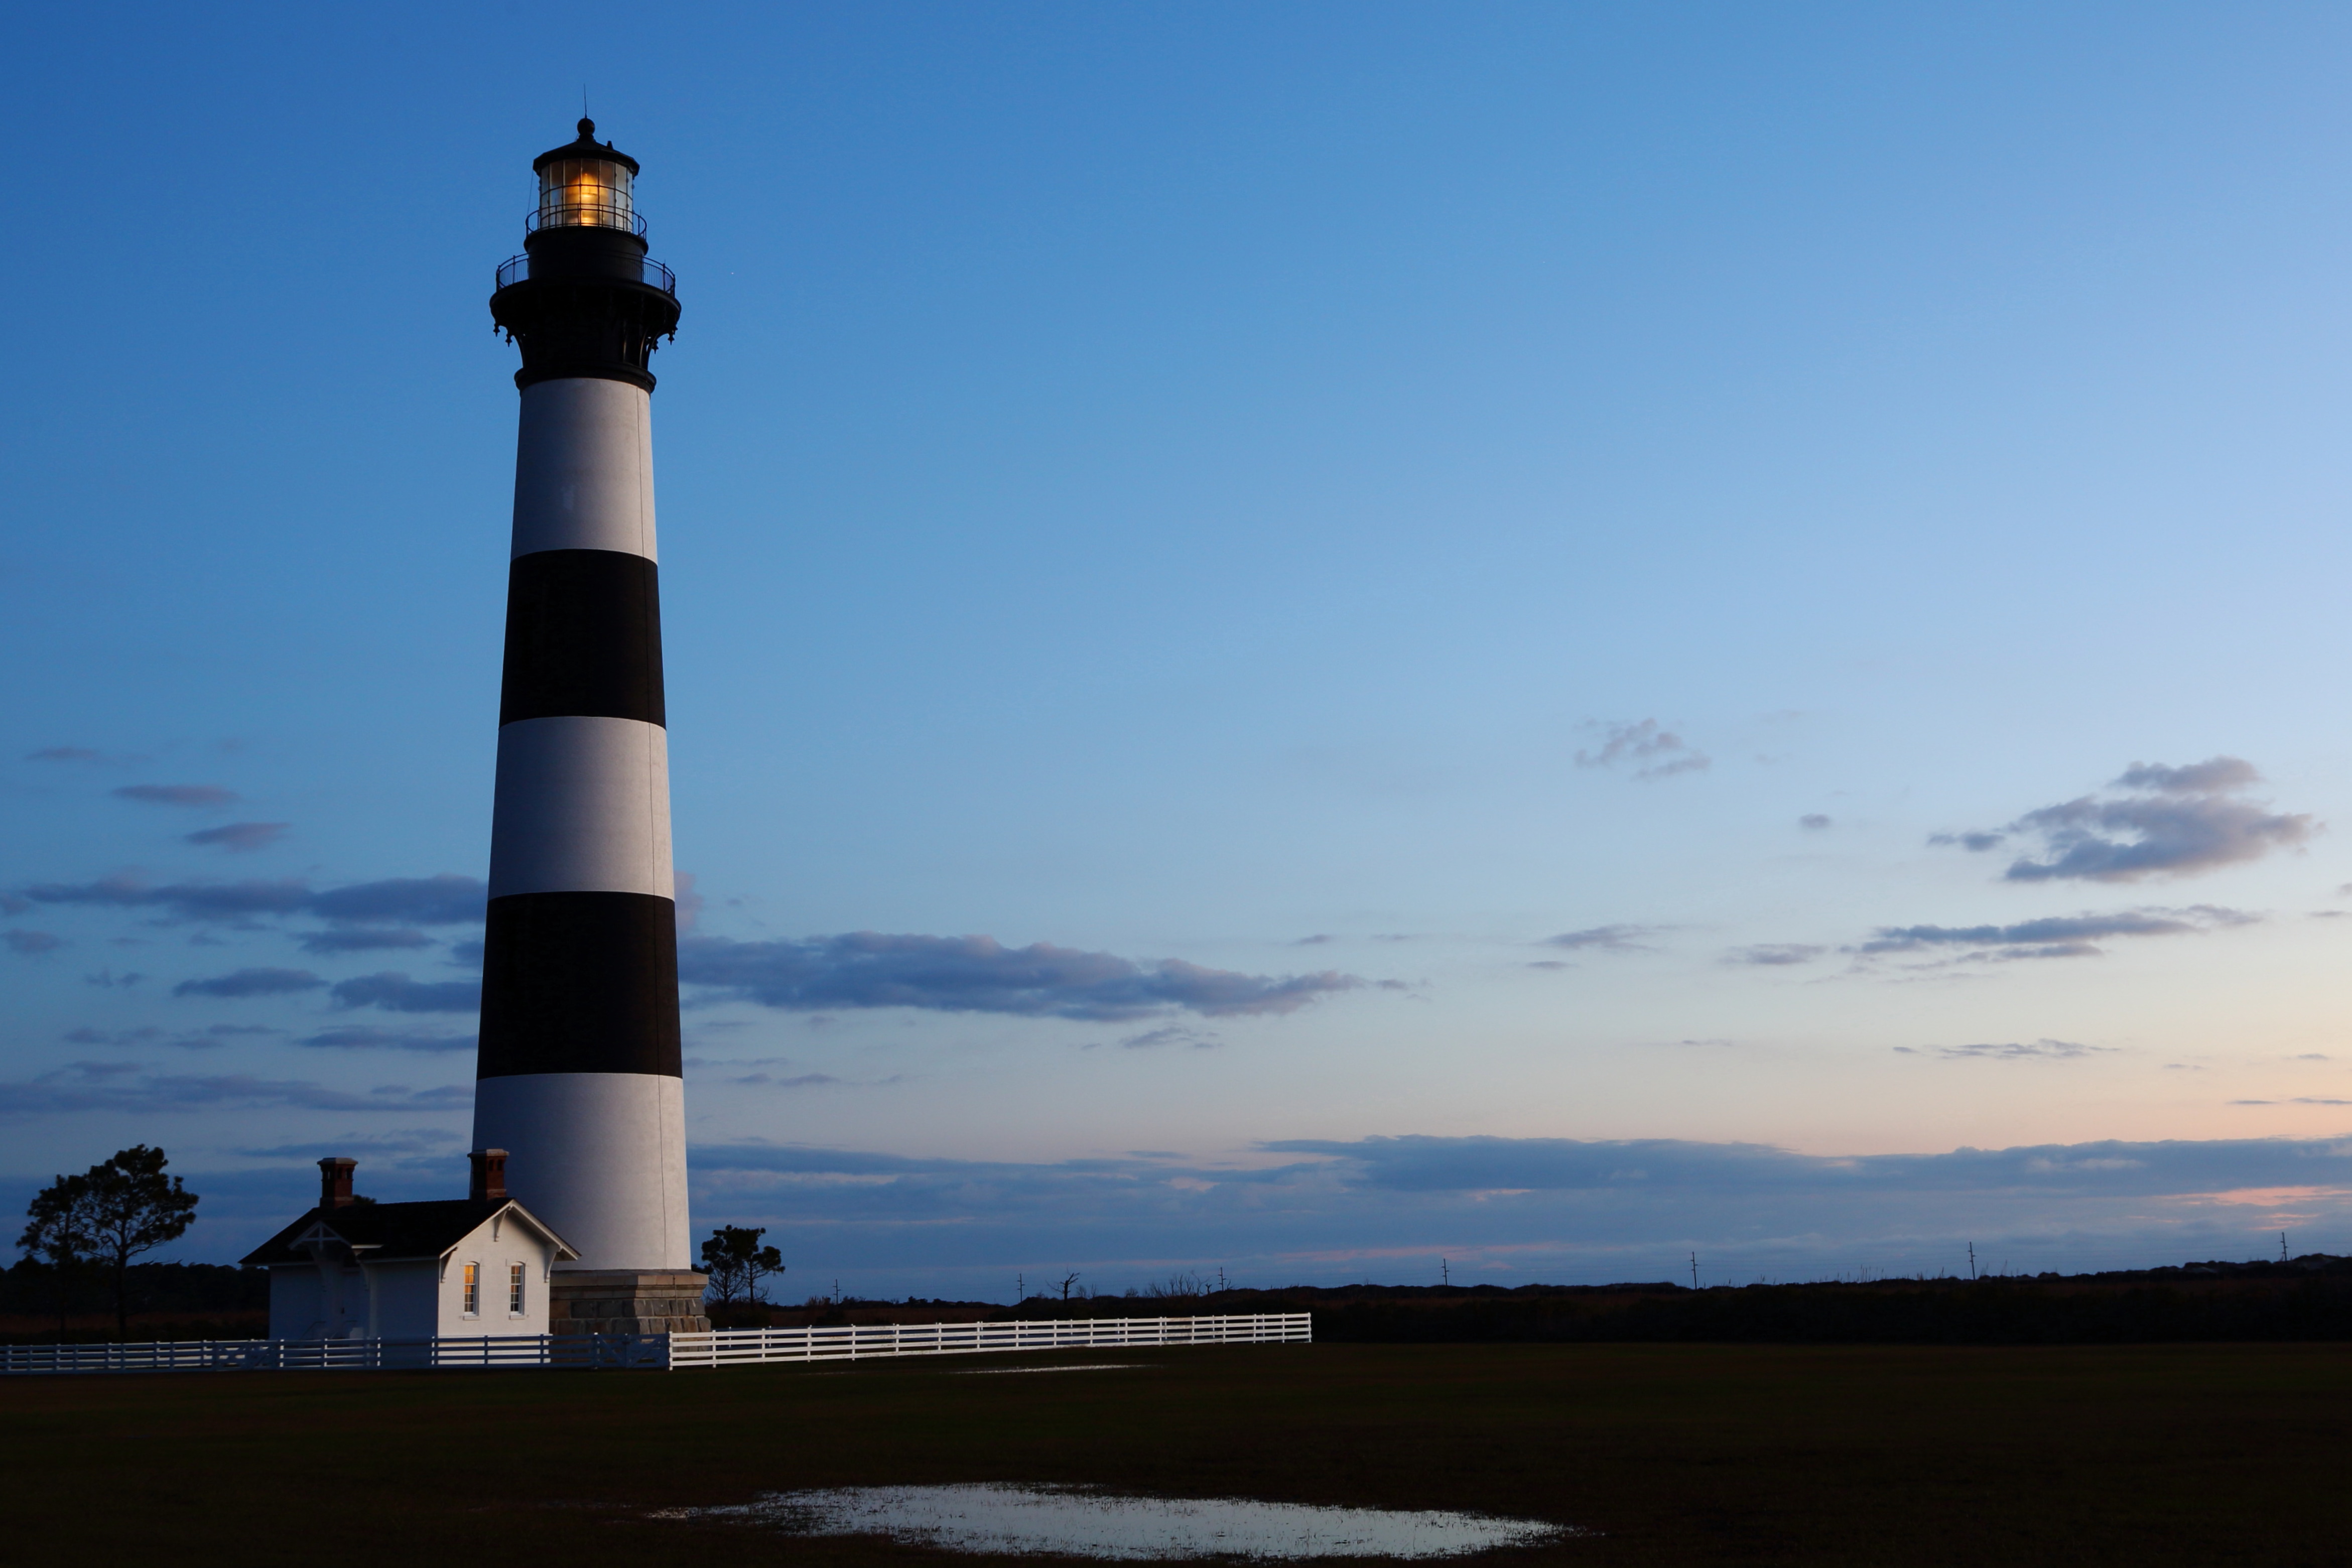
670;1313;1313;1368
1;1313;1310;1376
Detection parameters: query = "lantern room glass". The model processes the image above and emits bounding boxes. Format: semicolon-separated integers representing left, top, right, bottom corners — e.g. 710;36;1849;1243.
537;158;635;231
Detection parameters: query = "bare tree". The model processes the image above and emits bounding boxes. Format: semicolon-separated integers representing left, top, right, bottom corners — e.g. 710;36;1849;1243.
1058;1271;1081;1301
19;1171;95;1342
81;1146;200;1340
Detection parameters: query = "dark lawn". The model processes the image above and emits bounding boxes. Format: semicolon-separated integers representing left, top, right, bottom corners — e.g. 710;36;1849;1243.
3;1341;2345;1566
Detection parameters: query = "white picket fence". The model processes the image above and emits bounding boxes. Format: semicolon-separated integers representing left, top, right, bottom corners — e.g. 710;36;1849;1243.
0;1312;1311;1376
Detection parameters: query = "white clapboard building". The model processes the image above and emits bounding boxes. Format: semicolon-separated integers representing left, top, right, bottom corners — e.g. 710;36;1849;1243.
242;1153;577;1341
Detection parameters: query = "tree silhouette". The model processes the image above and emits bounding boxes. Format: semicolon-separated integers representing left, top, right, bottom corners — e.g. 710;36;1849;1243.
82;1146;200;1340
700;1225;785;1306
19;1171;95;1342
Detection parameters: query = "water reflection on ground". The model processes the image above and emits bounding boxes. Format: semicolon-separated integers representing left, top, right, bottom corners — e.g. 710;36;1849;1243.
658;1482;1578;1558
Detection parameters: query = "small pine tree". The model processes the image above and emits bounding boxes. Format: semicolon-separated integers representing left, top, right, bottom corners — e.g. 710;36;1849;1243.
19;1172;95;1342
83;1146;200;1340
700;1225;785;1306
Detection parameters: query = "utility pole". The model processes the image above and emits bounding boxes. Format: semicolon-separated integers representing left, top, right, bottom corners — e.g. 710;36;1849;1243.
1968;1242;1977;1280
1690;1252;1698;1290
2281;1231;2289;1263
1441;1257;1449;1287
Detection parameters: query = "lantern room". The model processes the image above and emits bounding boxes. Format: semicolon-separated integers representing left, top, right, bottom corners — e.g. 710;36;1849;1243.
529;118;643;234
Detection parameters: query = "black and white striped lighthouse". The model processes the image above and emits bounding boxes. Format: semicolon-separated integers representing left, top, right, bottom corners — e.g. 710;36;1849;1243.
474;122;703;1333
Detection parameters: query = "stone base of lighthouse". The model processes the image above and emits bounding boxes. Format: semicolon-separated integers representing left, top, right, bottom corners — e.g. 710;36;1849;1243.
549;1269;711;1335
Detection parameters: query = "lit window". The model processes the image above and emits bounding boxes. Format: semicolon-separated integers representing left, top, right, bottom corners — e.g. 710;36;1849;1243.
462;1261;479;1316
509;1262;526;1316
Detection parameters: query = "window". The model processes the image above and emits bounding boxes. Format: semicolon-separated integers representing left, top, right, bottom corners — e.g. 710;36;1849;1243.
509;1262;527;1316
462;1261;479;1317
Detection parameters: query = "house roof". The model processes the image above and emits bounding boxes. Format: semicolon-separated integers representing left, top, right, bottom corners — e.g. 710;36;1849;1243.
238;1198;579;1268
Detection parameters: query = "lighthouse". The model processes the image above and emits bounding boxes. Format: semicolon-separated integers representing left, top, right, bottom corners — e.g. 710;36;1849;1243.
474;121;705;1335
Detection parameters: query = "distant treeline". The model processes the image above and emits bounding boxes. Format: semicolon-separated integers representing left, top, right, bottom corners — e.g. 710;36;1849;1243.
20;1256;2352;1346
2;1259;265;1324
967;1256;2352;1345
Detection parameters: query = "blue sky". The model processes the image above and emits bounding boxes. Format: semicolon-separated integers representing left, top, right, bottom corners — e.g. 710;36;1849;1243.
10;3;2352;1297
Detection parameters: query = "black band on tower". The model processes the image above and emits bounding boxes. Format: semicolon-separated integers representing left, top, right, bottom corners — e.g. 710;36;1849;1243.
498;549;667;727
477;890;683;1078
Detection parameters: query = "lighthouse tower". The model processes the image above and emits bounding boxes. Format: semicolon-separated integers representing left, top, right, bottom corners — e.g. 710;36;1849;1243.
475;121;705;1335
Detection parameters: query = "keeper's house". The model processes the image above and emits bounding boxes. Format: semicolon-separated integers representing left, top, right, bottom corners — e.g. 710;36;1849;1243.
241;1151;577;1341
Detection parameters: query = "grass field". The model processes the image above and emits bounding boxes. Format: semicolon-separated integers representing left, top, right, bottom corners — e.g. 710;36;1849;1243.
5;1341;2347;1566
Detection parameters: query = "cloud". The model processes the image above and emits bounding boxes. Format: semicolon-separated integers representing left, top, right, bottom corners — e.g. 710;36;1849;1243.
330;973;483;1014
2231;1097;2352;1106
0;1063;470;1119
298;928;433;955
659;1131;2352;1298
66;1023;278;1051
185;822;289;853
306;876;488;926
1799;814;1832;831
28;747;105;762
1724;943;1824;966
1893;1039;2111;1061
1859;906;2255;961
113;783;239;808
5;931;63;955
1936;758;2315;883
677;933;1361;1021
173;967;325;998
1928;831;2009;852
20;873;486;929
1575;720;1709;781
1542;925;1656;953
1117;1025;1221;1051
299;1026;476;1053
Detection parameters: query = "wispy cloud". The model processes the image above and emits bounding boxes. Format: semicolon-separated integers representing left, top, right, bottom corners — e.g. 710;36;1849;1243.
1932;758;2315;883
678;933;1361;1021
298;928;434;955
1542;925;1657;953
5;931;63;955
64;1023;277;1051
1575;719;1709;781
1799;814;1832;831
1894;1039;2112;1061
0;1063;470;1119
21;873;486;930
186;822;289;853
329;973;483;1014
1116;1025;1221;1050
1724;943;1825;967
1859;906;2255;962
28;747;107;762
299;1026;475;1053
113;783;239;808
173;967;324;998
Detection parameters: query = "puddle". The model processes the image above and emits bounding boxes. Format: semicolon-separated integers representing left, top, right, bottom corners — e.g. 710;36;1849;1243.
953;1363;1149;1376
658;1482;1579;1558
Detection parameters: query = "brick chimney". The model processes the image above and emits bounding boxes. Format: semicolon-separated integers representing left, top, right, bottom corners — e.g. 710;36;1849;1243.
469;1148;508;1204
318;1156;357;1210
